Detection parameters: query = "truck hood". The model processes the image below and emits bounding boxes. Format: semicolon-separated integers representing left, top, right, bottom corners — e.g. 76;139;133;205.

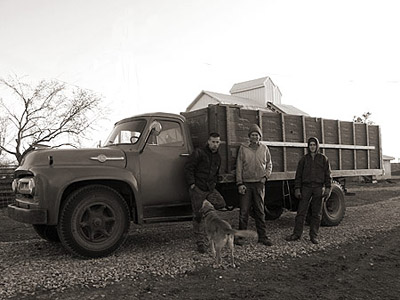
19;148;127;169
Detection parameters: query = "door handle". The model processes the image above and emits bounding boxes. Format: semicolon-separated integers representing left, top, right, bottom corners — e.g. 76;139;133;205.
180;153;190;157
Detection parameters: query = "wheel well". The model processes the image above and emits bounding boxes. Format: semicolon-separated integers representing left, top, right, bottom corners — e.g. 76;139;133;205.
60;180;136;222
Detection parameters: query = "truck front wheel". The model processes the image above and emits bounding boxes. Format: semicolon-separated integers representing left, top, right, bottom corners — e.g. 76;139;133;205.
58;185;130;258
321;182;346;226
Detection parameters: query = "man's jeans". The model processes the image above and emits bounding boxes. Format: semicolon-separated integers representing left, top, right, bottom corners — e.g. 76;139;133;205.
189;186;226;246
293;185;324;238
239;182;268;239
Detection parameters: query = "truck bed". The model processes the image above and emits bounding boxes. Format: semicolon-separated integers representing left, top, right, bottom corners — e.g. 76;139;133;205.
182;104;383;182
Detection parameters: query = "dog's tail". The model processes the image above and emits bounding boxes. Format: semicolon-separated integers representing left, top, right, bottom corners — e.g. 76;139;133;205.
230;229;258;239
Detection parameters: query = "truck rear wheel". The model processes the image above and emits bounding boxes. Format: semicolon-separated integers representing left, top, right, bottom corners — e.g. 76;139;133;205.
58;185;130;258
33;224;60;242
321;182;345;226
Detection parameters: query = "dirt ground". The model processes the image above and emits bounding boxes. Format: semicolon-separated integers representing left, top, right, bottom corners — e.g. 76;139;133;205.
1;180;400;300
110;229;400;300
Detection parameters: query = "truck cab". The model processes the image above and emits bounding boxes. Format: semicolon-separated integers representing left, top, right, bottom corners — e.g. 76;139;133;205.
105;113;194;223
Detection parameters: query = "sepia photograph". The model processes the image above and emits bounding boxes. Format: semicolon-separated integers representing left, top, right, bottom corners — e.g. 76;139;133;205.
1;0;399;299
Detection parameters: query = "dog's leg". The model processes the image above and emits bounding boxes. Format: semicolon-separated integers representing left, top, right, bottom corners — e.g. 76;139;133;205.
210;240;216;258
215;245;222;268
214;237;227;269
228;235;236;268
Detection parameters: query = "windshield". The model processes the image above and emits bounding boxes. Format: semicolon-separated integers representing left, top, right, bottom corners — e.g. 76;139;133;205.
103;119;147;146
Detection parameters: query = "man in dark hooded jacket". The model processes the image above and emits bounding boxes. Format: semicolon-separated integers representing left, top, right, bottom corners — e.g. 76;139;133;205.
286;137;332;244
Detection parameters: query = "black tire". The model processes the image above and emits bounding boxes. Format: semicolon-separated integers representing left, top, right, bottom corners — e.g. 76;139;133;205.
33;224;60;242
57;185;130;258
321;182;346;226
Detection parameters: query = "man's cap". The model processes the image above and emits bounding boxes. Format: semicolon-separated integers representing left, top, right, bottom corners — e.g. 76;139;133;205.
248;124;262;137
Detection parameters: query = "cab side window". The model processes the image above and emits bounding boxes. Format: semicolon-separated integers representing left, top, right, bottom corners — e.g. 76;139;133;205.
153;120;184;147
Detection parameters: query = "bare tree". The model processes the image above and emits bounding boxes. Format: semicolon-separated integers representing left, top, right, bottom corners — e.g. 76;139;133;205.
0;115;7;157
353;112;374;125
0;75;106;164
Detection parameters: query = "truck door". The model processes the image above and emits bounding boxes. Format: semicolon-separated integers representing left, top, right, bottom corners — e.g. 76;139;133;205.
139;119;191;221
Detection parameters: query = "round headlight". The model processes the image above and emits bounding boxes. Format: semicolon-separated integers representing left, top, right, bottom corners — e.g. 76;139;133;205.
17;178;36;195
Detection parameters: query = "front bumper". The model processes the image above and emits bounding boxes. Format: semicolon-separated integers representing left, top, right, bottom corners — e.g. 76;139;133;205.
7;204;47;224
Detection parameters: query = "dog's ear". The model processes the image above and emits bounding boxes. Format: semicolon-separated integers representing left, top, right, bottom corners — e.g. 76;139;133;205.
199;200;207;214
203;200;213;208
200;199;214;215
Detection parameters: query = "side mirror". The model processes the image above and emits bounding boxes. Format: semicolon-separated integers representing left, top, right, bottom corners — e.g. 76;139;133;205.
149;121;162;136
139;121;162;153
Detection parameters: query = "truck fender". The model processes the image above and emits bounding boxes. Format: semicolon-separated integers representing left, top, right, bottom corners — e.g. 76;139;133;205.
51;168;141;225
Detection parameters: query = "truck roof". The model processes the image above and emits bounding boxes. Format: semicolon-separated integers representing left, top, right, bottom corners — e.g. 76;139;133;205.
116;112;186;125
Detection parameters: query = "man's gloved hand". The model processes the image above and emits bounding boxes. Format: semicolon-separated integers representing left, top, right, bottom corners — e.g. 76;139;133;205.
238;184;247;195
295;189;302;199
323;187;332;199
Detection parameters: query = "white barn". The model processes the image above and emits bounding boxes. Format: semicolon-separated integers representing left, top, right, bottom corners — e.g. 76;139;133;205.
186;76;308;116
229;76;282;105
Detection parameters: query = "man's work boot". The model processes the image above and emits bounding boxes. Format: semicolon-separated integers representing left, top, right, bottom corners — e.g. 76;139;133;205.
258;237;273;246
285;234;300;242
310;237;319;244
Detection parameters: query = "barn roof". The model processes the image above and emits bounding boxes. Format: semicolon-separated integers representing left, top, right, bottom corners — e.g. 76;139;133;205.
230;76;275;93
186;90;274;112
383;155;395;161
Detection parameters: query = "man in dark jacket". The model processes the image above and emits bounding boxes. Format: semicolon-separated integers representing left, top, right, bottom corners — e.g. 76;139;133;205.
286;137;332;244
184;132;226;253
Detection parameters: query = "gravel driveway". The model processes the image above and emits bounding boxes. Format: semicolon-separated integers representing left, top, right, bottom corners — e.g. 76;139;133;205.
1;182;399;299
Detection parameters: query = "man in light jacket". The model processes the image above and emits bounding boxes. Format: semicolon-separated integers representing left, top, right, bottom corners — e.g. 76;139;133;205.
236;124;273;246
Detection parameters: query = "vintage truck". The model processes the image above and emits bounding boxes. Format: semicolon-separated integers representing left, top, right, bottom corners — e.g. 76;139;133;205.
8;104;383;258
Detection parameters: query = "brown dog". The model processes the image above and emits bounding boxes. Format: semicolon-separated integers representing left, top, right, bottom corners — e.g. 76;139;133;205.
200;200;257;268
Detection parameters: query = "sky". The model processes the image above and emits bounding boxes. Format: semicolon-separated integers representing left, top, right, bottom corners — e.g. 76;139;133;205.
1;0;399;160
